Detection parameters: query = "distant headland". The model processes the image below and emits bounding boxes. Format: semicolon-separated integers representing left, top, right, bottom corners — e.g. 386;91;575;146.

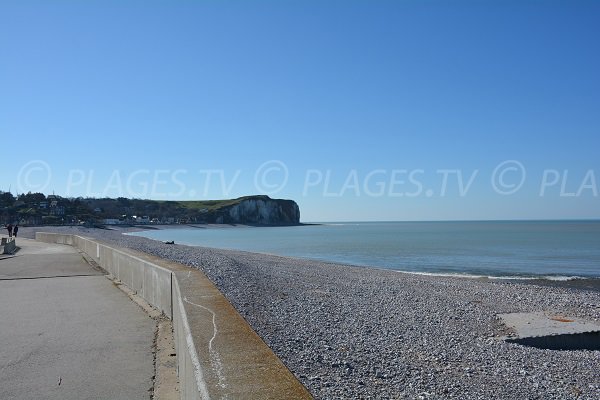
0;192;300;226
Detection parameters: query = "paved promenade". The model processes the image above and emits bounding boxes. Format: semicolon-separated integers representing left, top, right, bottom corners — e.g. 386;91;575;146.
0;238;155;400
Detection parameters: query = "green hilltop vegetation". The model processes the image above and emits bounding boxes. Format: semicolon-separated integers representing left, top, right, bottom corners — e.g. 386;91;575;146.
1;192;299;225
175;197;253;211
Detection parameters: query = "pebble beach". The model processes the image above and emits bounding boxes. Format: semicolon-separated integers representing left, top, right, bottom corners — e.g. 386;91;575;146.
20;226;600;399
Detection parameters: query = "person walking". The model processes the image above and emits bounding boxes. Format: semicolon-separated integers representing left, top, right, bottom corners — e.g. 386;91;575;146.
13;224;18;238
6;223;13;238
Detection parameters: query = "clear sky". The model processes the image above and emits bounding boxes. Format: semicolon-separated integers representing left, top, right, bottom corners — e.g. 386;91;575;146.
1;0;599;222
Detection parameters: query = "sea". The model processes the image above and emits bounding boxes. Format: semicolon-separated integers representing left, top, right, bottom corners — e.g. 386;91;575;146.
128;221;600;280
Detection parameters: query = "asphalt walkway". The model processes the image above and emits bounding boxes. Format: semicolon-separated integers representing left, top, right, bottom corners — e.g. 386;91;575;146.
0;238;155;400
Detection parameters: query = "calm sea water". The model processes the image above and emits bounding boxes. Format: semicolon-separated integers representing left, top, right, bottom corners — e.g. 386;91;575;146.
128;221;600;279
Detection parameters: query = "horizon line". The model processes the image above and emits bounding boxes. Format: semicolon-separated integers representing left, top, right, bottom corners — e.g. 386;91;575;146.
304;218;600;224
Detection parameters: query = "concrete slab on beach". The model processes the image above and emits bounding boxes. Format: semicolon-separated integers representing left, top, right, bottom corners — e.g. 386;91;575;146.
499;311;600;338
0;238;155;400
499;311;600;350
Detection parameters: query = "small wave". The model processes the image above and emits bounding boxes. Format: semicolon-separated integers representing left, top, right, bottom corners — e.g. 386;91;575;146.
394;270;586;281
488;275;585;281
539;275;585;281
398;270;490;279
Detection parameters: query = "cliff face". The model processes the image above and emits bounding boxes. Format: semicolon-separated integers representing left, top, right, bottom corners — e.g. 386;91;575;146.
215;196;300;225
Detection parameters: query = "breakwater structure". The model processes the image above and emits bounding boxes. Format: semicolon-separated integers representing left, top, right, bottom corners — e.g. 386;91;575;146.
35;232;312;400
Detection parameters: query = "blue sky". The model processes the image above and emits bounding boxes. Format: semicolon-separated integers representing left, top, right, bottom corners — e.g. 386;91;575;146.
1;0;599;221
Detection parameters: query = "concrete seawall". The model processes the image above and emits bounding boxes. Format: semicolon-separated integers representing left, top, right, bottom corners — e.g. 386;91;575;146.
35;232;312;400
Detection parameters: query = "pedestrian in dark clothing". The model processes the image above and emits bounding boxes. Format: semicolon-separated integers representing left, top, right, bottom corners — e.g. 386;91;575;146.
6;224;13;238
13;225;18;238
